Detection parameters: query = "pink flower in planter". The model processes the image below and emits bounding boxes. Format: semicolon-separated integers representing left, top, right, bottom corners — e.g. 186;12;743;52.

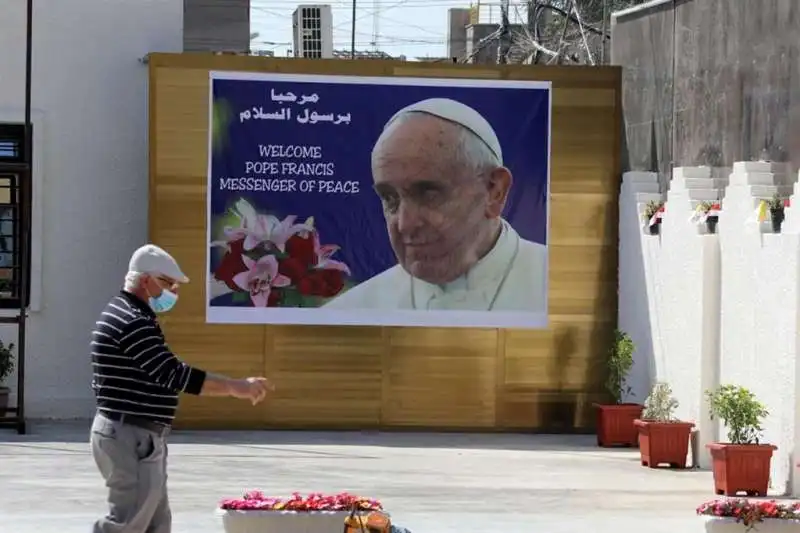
232;255;290;307
697;498;800;527
219;491;383;512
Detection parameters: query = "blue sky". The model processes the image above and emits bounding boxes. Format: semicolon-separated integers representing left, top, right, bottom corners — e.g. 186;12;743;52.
250;0;528;59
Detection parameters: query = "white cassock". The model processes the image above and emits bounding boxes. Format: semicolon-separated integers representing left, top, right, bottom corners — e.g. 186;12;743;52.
322;219;547;312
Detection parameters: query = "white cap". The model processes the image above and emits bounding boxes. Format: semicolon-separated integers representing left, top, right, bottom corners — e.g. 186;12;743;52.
128;244;189;283
385;98;503;163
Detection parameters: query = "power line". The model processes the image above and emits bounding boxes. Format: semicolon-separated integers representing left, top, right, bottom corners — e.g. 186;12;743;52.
253;0;527;5
250;0;531;57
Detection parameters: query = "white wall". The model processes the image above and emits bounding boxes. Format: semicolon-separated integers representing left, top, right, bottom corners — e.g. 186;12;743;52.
718;162;798;495
619;167;725;469
0;0;182;417
621;162;800;495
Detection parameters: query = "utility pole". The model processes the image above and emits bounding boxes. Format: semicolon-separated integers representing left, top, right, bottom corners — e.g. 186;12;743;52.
600;0;608;64
350;0;357;59
371;0;379;50
497;0;510;64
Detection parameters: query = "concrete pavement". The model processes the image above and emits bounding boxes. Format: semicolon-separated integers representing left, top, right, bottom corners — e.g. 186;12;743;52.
0;422;720;532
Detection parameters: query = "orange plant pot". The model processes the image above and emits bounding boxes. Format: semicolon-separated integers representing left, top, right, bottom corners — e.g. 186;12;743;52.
634;419;695;468
706;442;777;497
594;403;643;447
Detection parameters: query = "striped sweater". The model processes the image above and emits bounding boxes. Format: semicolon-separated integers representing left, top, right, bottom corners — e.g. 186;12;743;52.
91;291;206;425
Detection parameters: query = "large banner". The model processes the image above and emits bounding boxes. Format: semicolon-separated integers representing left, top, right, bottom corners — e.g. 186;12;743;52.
207;71;551;328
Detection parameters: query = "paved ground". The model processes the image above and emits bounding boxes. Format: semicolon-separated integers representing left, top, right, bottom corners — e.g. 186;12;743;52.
1;422;721;532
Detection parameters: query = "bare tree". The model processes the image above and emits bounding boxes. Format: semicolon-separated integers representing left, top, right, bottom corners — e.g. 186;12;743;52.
510;0;650;65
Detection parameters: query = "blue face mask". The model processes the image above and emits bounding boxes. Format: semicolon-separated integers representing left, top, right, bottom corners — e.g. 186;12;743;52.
149;289;178;314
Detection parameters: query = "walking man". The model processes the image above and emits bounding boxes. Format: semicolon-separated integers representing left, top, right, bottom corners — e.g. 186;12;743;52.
90;244;272;533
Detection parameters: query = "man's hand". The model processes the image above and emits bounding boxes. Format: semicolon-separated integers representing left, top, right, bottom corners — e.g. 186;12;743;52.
229;377;274;405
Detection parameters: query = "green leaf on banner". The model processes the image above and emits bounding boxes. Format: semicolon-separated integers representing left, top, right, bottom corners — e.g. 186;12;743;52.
212;99;233;153
281;288;304;308
231;292;249;303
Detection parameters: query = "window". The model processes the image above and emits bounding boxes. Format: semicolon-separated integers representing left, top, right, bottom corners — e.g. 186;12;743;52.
0;125;26;163
0;123;30;309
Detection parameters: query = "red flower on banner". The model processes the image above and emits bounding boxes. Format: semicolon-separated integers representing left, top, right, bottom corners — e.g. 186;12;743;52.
210;200;352;307
282;228;350;297
297;268;345;298
219;491;383;512
285;232;318;267
213;238;249;291
278;256;309;284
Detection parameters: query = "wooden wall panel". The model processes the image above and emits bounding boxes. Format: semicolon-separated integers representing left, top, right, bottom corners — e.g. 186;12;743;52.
148;53;621;431
383;328;498;428
266;326;383;427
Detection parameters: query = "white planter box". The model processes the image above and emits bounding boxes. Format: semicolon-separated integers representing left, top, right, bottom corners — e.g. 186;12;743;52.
220;510;352;533
702;515;800;532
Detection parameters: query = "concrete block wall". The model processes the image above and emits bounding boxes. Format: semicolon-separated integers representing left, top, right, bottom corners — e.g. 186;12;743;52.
184;0;251;53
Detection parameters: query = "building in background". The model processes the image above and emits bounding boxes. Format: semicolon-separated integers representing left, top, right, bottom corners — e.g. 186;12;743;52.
447;8;471;62
184;0;251;53
331;49;405;60
0;0;184;419
292;4;334;59
415;57;452;62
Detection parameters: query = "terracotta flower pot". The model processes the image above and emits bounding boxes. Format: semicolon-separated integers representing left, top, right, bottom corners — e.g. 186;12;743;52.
634;419;695;468
0;386;9;417
706;442;777;496
594;403;643;447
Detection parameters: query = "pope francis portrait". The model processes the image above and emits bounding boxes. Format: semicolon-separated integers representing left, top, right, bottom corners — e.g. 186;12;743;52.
323;97;547;313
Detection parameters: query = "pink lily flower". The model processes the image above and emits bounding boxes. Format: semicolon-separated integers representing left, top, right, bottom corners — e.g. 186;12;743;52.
211;199;310;252
247;214;309;252
311;232;351;275
232;255;290;307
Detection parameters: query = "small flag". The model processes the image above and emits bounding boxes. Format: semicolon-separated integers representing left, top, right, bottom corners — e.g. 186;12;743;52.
706;203;721;219
648;205;665;227
754;200;768;223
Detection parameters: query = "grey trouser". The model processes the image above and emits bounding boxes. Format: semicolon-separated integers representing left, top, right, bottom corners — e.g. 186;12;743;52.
90;413;171;533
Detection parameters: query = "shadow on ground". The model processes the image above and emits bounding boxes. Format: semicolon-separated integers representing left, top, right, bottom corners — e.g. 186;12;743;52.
0;420;649;455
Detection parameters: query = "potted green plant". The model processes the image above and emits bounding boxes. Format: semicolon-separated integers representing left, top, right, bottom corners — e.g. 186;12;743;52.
766;194;787;233
634;382;695;468
643;200;664;235
0;339;15;417
594;329;643;447
705;385;775;497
